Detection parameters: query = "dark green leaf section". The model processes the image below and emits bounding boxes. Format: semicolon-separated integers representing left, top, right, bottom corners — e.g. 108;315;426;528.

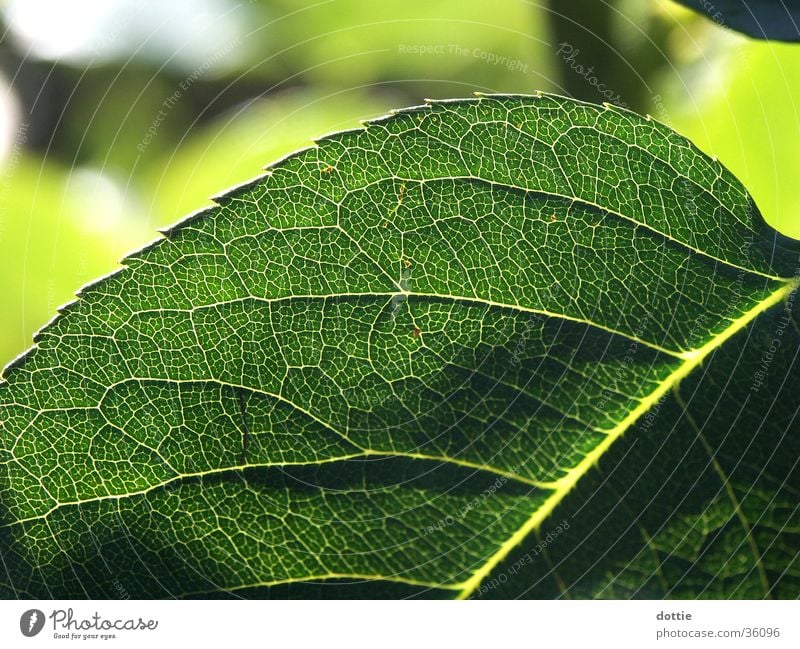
0;460;538;598
480;292;800;598
0;94;797;598
676;0;800;42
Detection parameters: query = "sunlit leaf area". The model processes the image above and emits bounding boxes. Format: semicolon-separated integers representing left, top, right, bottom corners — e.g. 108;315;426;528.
0;1;799;368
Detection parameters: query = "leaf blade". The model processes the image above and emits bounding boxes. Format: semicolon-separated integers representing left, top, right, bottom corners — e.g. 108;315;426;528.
1;94;797;598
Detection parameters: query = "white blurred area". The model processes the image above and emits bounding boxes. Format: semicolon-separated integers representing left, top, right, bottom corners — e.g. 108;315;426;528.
65;167;133;234
1;0;251;71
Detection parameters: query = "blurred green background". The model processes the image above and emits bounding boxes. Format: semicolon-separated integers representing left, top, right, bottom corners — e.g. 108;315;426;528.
1;0;799;367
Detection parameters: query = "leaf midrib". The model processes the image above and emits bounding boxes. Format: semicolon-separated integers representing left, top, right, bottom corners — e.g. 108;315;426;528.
454;278;797;599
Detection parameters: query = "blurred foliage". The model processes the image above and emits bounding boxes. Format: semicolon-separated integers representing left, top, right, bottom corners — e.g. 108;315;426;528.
243;0;555;93
547;0;672;111
0;156;148;364
0;0;799;368
664;40;800;243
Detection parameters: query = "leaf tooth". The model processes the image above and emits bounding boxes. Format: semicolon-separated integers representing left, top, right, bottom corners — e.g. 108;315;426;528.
2;347;33;376
263;143;319;171
118;235;166;265
210;173;271;204
29;297;83;345
157;206;218;238
423;96;479;106
54;300;79;316
374;102;434;124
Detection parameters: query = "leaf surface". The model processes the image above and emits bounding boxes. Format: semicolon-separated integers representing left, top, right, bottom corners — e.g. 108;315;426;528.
1;94;798;598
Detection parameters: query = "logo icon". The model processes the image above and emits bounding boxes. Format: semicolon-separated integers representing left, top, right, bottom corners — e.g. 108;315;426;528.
20;609;45;637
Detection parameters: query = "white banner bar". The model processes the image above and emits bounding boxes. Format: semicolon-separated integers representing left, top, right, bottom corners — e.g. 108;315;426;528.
1;600;797;649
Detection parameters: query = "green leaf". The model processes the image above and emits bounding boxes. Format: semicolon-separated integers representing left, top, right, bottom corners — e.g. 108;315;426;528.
1;93;798;599
674;0;800;41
